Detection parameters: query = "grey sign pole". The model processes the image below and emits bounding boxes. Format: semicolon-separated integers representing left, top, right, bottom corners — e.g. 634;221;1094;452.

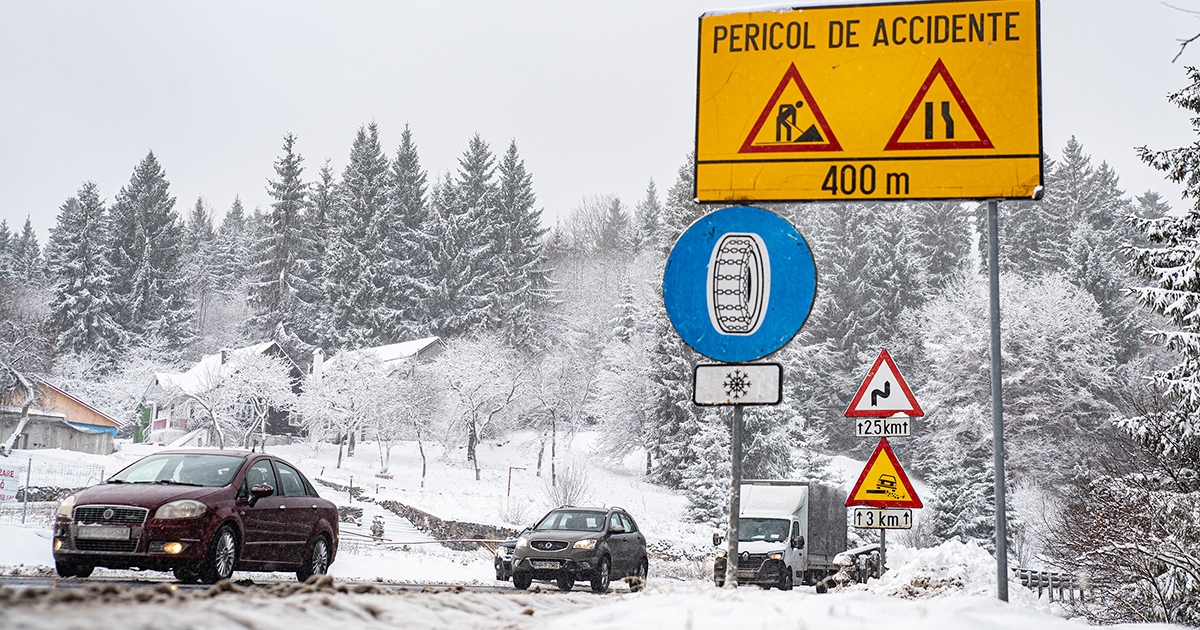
987;199;1009;602
724;404;744;588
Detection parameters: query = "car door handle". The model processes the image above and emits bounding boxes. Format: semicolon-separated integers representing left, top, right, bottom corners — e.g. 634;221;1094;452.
311;505;318;510
279;505;286;510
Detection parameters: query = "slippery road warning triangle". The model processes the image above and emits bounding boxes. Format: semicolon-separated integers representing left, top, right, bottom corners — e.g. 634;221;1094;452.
846;438;923;509
844;348;923;417
740;63;842;154
884;58;993;151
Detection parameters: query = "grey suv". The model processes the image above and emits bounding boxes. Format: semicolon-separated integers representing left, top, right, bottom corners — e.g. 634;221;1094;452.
511;506;648;592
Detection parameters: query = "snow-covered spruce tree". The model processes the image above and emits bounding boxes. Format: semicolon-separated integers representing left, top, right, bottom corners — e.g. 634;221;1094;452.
182;197;218;336
632;179;663;252
741;402;796;479
660;153;705;256
493;140;551;351
910;201;972;293
327;123;390;349
425;135;501;338
643;294;701;488
683;411;731;527
374;124;431;342
1053;71;1200;623
9;217;44;285
248;133;324;352
597;196;632;253
0;219;11;282
107;151;195;351
46;182;124;361
212;197;252;295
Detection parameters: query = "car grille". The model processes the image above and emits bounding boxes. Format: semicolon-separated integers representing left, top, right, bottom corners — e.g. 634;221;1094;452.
75;506;149;525
737;553;769;572
531;540;569;552
75;539;139;553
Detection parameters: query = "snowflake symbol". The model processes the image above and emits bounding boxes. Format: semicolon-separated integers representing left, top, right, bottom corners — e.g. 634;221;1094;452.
723;369;752;399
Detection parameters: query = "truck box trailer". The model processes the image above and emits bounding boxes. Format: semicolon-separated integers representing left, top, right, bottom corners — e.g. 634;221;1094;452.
713;480;848;590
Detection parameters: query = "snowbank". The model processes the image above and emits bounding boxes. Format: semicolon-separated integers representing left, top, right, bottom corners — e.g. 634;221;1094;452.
866;539;1040;606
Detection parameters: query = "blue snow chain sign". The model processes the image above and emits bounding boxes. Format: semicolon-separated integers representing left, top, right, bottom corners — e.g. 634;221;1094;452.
663;205;817;363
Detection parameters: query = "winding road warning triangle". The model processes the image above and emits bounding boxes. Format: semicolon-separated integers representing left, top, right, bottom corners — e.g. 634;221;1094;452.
846;438;923;509
740;63;842;154
845;348;923;417
884;58;993;151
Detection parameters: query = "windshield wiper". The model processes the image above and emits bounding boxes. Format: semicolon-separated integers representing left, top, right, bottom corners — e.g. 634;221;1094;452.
106;479;125;484
155;479;204;487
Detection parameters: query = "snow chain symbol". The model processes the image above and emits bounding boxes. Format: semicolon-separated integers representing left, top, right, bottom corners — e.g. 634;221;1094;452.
707;233;770;335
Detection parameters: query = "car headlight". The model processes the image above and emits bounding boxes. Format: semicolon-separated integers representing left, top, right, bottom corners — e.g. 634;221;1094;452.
56;495;76;519
716;548;727;559
516;536;529;549
769;552;784;561
573;538;598;550
154;500;207;519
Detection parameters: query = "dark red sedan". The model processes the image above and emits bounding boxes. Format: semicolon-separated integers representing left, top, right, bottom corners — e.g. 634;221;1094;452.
52;450;338;584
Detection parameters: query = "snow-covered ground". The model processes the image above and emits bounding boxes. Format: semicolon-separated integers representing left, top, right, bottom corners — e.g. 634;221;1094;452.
0;434;1184;628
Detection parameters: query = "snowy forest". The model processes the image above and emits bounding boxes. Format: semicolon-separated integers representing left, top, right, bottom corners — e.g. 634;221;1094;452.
7;66;1200;623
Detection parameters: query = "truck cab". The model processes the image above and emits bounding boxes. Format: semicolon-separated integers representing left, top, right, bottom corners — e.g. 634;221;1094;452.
713;480;846;590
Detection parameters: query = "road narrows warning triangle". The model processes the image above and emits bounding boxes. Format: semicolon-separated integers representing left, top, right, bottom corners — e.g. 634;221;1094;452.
884;58;993;151
845;348;923;417
846;438;923;509
739;63;842;154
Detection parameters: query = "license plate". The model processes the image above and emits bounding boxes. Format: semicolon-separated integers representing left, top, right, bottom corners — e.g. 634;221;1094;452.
77;525;131;540
532;560;561;570
737;571;758;578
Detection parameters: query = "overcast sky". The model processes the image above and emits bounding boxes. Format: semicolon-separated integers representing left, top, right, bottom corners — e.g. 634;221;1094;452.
2;0;1199;243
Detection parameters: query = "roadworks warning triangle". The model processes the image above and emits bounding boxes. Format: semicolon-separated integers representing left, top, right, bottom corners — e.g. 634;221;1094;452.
845;348;923;417
846;438;923;508
884;58;993;151
740;63;842;154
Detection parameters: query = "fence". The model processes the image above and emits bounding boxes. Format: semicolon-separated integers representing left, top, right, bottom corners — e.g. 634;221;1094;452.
0;453;106;527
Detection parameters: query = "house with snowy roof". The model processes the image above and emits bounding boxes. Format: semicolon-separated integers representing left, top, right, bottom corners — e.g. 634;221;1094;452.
0;376;121;455
312;336;443;378
140;340;304;445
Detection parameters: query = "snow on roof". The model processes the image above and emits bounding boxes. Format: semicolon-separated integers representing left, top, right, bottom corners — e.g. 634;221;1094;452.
326;337;440;371
151;341;279;397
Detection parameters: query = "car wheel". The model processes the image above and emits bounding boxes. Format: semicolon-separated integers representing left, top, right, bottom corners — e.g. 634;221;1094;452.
55;560;91;579
779;569;793;591
296;535;331;583
512;571;533;590
590;556;611;593
556;574;575;592
173;566;201;583
200;525;238;584
630;559;648;593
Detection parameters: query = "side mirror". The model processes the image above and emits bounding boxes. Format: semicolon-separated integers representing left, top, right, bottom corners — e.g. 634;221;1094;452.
792;535;806;550
713;531;725;547
610;522;626;534
249;483;274;507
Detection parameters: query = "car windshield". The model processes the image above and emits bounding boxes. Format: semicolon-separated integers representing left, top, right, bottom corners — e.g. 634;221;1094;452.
109;454;245;488
534;510;606;532
738;518;790;542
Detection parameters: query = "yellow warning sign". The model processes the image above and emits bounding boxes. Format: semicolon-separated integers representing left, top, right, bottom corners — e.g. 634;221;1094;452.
696;0;1041;202
846;438;923;508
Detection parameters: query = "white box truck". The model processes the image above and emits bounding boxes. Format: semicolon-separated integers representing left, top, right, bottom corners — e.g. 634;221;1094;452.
713;480;847;590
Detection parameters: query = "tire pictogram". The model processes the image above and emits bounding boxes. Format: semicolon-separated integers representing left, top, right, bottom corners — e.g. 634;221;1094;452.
707;232;770;336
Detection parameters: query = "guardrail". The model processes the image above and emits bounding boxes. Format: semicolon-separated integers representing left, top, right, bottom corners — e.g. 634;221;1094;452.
1014;567;1095;603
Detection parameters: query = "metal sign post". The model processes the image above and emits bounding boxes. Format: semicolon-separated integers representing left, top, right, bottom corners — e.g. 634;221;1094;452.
987;199;1009;601
725;404;744;588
